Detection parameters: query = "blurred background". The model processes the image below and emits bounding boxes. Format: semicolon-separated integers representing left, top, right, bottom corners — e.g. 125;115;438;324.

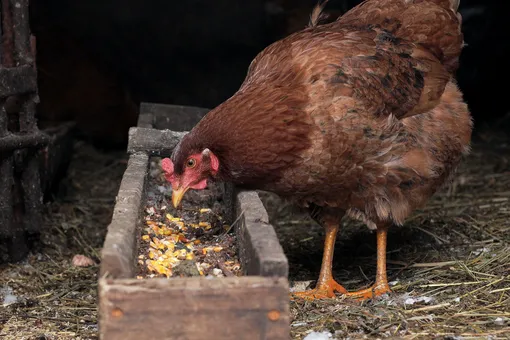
30;0;510;148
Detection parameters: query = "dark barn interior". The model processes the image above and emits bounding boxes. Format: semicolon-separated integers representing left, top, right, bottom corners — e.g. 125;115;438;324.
1;0;509;338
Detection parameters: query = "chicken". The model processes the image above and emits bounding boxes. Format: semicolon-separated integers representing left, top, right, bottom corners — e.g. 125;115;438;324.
161;0;473;300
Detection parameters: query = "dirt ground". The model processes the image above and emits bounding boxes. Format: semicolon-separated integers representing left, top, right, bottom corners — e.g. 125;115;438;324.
0;127;509;339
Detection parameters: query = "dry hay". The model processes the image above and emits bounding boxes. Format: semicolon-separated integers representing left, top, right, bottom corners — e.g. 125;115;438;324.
263;129;510;339
0;141;127;340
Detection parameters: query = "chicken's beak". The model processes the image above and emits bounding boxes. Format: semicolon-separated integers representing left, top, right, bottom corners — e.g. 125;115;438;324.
172;186;188;208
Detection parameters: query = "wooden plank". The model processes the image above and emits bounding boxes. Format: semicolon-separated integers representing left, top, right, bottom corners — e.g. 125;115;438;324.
100;152;148;279
0;131;51;152
0;65;37;97
140;102;209;131
127;127;186;156
236;191;289;278
136;105;153;128
99;276;290;340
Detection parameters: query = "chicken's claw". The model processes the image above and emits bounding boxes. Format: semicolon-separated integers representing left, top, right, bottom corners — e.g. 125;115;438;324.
344;282;391;301
292;279;347;300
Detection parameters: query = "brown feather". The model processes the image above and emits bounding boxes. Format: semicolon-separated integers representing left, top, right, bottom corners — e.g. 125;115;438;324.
308;0;330;28
171;0;472;229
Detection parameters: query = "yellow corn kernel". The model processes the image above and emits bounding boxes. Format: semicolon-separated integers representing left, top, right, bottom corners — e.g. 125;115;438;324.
173;249;188;260
142;235;150;241
199;208;211;213
159;226;172;236
166;242;176;252
213;246;223;253
165;213;174;220
198;221;211;228
153;263;167;275
185;253;194;260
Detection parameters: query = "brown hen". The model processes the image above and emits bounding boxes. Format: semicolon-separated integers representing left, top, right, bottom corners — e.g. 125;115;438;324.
162;0;473;300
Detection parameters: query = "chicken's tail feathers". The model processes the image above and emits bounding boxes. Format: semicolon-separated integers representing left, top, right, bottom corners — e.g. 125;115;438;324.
431;0;460;12
308;0;330;28
336;0;464;74
451;0;460;12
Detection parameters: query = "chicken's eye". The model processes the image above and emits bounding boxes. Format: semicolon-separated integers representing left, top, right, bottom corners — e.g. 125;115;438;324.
186;158;196;168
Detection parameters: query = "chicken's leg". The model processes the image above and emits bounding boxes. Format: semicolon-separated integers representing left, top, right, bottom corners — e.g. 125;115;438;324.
293;221;347;300
345;223;391;300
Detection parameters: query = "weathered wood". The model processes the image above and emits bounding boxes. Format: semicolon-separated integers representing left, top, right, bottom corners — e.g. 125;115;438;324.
20;149;42;233
0;0;49;263
236;191;289;278
0;131;51;152
127;127;186;156
11;0;32;65
136;110;153;129
0;65;37;97
0;155;13;237
100;102;291;339
99;276;290;340
39;122;77;200
141;102;209;131
100;152;148;279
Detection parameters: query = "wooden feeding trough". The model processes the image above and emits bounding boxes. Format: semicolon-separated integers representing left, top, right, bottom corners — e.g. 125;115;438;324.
99;103;290;340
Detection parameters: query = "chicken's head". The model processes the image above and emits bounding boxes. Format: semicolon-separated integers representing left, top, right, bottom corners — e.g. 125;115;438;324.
161;148;219;208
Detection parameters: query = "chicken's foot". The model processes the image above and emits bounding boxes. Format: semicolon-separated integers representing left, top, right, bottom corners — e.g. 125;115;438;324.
345;223;391;301
292;221;347;300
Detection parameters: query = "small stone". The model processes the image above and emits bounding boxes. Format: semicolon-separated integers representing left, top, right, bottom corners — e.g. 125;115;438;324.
173;260;201;277
72;254;95;267
494;317;506;326
303;331;333;340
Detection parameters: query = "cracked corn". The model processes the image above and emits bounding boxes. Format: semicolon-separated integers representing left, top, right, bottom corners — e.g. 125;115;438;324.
138;205;241;278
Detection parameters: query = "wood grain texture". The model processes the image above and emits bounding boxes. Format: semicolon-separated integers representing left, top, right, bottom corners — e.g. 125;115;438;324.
100;152;148;279
0;65;37;97
141;102;209;132
236;190;289;278
127;127;187;156
99;277;290;340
